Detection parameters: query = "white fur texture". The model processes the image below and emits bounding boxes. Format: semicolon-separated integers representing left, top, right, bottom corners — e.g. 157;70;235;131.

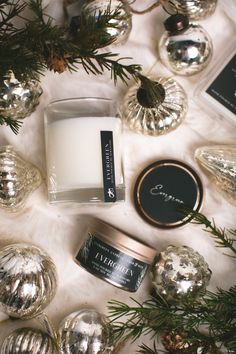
0;1;235;352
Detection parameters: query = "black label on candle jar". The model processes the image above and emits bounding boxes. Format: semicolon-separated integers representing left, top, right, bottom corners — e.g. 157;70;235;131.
100;131;117;202
76;233;148;292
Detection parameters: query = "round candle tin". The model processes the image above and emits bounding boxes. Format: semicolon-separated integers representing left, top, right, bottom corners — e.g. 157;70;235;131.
133;160;203;229
75;219;157;292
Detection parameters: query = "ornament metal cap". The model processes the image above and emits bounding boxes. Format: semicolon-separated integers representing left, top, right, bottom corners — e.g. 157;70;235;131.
164;14;189;34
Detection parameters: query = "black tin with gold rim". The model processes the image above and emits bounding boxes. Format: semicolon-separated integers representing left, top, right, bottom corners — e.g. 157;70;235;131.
133;159;203;229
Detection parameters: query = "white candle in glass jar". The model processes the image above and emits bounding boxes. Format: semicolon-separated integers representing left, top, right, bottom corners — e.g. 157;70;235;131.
46;116;123;190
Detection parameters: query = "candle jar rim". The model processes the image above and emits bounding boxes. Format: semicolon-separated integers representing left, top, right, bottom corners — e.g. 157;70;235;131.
45;97;120;118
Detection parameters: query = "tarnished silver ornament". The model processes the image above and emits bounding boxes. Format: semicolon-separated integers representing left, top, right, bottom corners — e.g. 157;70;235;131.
1;327;58;354
81;0;132;46
195;145;236;206
0;71;42;120
0;243;57;319
58;309;114;354
151;245;212;301
163;0;217;21
0;146;42;212
122;76;187;136
159;15;213;76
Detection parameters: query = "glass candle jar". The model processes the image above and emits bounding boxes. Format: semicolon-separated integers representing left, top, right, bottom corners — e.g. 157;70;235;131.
75;218;157;292
44;98;125;204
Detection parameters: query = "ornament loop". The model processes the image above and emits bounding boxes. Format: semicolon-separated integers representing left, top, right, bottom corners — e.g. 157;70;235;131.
120;0;161;15
162;0;178;15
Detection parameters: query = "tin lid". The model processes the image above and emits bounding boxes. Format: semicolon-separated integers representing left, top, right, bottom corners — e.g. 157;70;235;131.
133;160;203;229
89;218;157;264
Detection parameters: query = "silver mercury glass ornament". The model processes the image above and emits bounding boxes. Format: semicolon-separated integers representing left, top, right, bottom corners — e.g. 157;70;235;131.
122;76;187;136
159;14;213;76
81;0;132;46
195;145;236;206
1;328;58;354
0;145;42;212
0;70;42;120
58;309;114;354
163;0;217;21
0;243;57;319
151;245;212;302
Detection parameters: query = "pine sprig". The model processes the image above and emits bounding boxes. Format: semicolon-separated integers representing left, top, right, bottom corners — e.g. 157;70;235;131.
187;210;236;257
0;0;144;133
109;213;236;354
109;290;236;353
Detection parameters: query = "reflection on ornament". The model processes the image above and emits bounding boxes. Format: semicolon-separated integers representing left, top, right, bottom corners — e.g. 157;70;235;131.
0;71;42;119
0;146;42;212
58;309;113;354
151;245;211;301
195;145;236;206
163;0;217;20
122;76;187;136
0;243;57;319
1;328;58;354
81;0;132;46
159;14;213;76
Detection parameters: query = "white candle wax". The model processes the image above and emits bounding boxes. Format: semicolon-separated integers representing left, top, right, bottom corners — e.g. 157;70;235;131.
46;117;123;191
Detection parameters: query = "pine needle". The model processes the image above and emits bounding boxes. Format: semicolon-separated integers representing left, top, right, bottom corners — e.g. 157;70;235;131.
0;116;23;134
183;209;236;257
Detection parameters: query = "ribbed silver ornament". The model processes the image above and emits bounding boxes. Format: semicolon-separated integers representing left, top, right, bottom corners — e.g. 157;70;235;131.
58;309;114;354
0;146;42;212
1;328;58;354
0;243;57;319
163;0;217;20
122;77;187;136
81;0;132;46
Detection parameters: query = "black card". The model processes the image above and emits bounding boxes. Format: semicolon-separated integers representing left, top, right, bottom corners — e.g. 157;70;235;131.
206;54;236;115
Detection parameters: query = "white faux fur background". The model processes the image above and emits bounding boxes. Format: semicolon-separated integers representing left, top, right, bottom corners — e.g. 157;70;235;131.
0;0;235;352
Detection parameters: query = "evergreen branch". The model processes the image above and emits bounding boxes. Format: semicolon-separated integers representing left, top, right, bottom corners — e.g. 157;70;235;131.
109;294;232;353
0;0;146;134
0;115;22;134
109;284;236;352
76;51;141;83
186;210;236;257
0;45;44;79
21;0;142;81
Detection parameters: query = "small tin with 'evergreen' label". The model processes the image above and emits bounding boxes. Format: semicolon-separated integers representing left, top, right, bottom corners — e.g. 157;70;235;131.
75;219;156;292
